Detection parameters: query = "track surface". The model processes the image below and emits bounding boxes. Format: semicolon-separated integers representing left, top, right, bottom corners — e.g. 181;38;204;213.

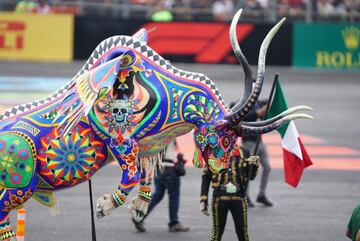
0;61;359;241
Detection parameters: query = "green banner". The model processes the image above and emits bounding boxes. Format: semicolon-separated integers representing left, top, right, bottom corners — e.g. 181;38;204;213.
293;23;360;69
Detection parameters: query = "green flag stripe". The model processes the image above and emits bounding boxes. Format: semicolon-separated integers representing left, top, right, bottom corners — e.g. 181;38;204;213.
266;78;289;138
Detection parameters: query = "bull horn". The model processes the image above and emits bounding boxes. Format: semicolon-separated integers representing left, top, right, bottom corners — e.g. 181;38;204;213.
226;15;286;126
241;113;313;135
240;105;313;127
229;8;254;111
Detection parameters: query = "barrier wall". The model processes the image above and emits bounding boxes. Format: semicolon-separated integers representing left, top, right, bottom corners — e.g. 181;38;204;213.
1;13;359;70
293;23;360;69
0;13;74;62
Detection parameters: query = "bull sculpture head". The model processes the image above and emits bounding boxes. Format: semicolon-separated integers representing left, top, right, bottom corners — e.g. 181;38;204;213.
188;9;312;173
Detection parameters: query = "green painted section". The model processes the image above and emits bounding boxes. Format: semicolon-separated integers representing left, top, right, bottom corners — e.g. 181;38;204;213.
0;133;35;188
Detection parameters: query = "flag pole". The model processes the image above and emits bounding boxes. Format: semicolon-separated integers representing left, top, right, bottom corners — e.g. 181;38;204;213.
252;73;279;156
88;179;97;241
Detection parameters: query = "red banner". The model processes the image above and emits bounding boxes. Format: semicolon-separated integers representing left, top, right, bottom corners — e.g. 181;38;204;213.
140;22;254;64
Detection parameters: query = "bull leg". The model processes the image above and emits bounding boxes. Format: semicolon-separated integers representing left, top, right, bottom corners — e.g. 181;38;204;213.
96;139;140;219
0;176;37;241
0;213;15;241
128;165;154;221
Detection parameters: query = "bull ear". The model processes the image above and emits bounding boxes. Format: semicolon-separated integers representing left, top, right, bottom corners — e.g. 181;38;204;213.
132;28;148;43
54;50;135;136
214;119;228;129
192;146;205;168
184;95;220;126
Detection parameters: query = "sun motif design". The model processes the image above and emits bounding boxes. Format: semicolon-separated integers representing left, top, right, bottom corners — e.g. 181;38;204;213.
46;132;95;181
38;125;106;188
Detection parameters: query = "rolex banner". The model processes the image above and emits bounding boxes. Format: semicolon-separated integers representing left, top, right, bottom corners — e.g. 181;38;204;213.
293;23;360;69
266;78;313;187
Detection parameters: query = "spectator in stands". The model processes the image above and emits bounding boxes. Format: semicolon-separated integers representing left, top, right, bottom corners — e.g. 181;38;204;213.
257;0;270;9
316;0;336;17
132;0;154;5
212;0;234;21
36;0;51;14
318;0;359;18
151;0;174;21
169;0;193;20
242;0;263;17
277;0;306;18
15;0;36;13
193;0;212;8
243;0;263;10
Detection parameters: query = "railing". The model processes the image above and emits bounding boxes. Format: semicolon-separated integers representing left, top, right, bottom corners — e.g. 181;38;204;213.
0;0;359;23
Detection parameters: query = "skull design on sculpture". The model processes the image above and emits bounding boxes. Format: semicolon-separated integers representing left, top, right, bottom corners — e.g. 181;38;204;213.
111;99;131;124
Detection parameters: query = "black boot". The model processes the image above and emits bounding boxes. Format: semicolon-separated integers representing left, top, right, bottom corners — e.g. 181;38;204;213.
256;195;273;207
132;218;146;232
247;196;254;208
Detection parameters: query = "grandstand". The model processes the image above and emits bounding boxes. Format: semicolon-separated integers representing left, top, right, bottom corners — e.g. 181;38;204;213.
0;0;359;22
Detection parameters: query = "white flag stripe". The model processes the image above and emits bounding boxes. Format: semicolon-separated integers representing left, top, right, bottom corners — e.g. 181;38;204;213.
281;121;303;160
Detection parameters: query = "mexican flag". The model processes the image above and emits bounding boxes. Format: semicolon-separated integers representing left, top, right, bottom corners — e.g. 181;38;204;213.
266;77;312;187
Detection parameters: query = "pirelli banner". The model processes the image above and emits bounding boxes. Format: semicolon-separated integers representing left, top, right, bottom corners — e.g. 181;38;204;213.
293;23;360;69
0;13;74;62
74;17;292;65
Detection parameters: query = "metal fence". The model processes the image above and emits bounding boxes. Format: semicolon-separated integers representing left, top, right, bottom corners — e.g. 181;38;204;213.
0;0;359;22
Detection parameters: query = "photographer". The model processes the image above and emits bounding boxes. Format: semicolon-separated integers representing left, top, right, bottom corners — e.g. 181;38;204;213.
132;139;189;232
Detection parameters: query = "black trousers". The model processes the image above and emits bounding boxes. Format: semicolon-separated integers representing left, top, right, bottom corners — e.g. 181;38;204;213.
210;195;249;241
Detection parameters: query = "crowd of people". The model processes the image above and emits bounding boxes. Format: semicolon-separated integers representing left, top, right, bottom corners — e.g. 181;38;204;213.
2;0;358;21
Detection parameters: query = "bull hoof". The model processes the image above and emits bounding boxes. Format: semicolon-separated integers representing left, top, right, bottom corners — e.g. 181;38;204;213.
128;195;149;222
96;194;115;218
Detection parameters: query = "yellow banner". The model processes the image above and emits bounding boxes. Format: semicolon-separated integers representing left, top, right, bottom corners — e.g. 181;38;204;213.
0;12;73;62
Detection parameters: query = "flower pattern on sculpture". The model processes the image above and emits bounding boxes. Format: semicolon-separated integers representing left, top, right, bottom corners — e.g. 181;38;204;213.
38;125;106;187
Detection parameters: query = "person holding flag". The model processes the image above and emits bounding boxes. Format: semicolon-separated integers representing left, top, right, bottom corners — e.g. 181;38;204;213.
239;100;273;207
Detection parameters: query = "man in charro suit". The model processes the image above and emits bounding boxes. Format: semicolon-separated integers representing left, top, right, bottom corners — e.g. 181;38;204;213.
200;143;259;241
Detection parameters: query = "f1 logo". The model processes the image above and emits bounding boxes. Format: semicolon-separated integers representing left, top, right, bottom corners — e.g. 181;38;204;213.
139;22;254;63
0;21;26;50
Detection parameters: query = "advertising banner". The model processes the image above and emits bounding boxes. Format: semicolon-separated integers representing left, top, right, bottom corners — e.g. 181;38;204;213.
74;17;292;65
0;13;73;62
293;23;360;69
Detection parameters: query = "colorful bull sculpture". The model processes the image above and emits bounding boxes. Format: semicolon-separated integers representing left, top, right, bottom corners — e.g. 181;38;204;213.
0;9;311;240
